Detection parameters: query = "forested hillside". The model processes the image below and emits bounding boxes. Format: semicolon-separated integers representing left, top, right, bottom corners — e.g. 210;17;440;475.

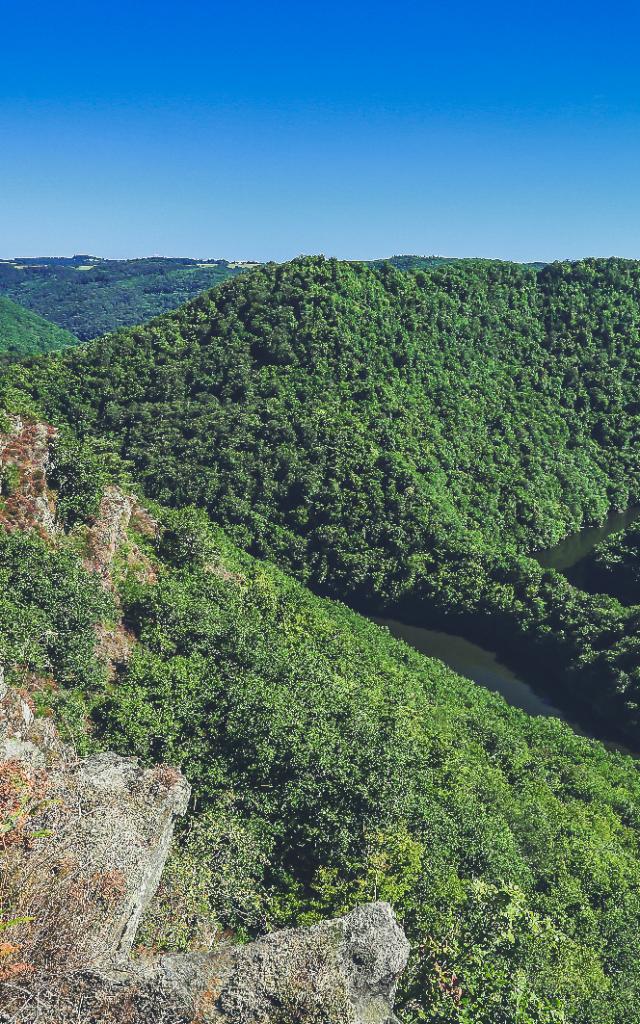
369;255;546;271
0;296;80;359
2;410;640;1024
584;521;640;603
8;255;640;737
0;254;539;341
0;256;250;339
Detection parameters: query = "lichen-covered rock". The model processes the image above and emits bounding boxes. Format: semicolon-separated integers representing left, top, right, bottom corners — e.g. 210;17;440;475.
0;683;409;1023
205;900;409;1023
0;686;191;964
63;752;192;959
60;902;408;1024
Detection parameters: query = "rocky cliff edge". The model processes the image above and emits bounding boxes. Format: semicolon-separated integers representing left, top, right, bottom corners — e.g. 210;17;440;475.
0;676;409;1023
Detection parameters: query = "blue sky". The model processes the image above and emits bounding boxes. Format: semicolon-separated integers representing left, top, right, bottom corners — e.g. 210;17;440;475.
2;0;640;261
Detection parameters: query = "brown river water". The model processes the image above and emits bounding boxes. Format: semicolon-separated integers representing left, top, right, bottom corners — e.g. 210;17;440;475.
374;507;640;753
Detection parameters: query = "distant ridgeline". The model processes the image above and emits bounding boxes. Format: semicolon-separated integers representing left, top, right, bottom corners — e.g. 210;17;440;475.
0;255;254;340
0;254;542;341
5;255;640;739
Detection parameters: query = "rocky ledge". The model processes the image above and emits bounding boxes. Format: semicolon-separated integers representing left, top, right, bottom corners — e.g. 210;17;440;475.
0;679;409;1023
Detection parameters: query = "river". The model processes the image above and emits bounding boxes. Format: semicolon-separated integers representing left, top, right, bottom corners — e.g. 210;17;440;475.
535;506;640;573
374;617;570;721
374;506;640;751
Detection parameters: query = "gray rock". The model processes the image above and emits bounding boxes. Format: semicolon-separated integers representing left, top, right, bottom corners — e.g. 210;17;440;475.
0;685;409;1022
207;900;410;1023
72;901;409;1023
63;751;192;960
0;687;191;964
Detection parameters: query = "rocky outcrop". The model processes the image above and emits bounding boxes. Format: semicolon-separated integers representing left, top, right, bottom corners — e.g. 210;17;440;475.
0;684;409;1023
0;415;58;535
0;686;191;965
71;901;409;1023
84;485;158;679
84;484;158;589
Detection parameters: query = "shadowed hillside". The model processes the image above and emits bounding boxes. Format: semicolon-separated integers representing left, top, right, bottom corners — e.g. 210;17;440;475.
0;296;80;358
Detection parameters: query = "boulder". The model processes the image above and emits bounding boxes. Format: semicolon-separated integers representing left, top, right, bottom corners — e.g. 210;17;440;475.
0;683;409;1022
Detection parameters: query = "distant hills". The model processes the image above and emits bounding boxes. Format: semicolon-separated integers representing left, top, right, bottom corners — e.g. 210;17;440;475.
372;254;548;271
0;295;80;359
0;254;548;341
0;256;252;340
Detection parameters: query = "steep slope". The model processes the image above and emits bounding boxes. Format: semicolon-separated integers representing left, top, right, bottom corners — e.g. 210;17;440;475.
582;521;640;603
17;256;640;557
0;682;407;1024
0;295;80;357
9;255;640;736
2;411;640;1023
0;256;251;340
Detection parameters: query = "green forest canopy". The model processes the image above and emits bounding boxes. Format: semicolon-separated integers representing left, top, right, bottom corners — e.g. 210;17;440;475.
2;438;640;1024
7;255;640;738
0;295;80;358
585;521;640;604
0;256;250;340
0;254;541;341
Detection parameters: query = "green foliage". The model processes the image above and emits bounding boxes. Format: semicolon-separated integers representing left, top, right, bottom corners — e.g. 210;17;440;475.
138;805;269;951
6;256;640;1019
3;485;640;1021
9;256;640;735
87;506;640;1023
0;463;20;498
0;296;79;358
0;530;111;742
369;255;546;272
0;257;248;340
48;430;127;528
586;521;640;604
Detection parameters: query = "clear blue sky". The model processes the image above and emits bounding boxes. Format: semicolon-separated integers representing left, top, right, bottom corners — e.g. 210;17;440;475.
2;0;640;262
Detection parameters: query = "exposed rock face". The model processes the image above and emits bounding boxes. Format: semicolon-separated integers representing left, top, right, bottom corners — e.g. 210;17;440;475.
73;905;403;1024
72;901;408;1023
85;485;135;585
0;684;410;1023
85;484;159;589
0;686;191;964
0;415;58;535
205;901;409;1023
85;485;158;677
65;753;192;960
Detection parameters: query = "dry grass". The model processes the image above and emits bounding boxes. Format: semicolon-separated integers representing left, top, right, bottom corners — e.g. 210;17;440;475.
0;419;58;538
0;753;127;1023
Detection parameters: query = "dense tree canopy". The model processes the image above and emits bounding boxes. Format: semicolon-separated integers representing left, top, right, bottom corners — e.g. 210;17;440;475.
5;254;640;1020
8;256;640;736
0;296;80;358
2;468;640;1024
584;520;640;604
0;256;249;340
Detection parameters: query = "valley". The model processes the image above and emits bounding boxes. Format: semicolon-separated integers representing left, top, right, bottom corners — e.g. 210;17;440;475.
11;255;640;739
4;254;640;1023
376;504;640;753
6;0;640;1018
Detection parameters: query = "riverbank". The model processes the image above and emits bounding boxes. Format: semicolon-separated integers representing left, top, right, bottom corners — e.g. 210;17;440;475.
362;508;640;757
